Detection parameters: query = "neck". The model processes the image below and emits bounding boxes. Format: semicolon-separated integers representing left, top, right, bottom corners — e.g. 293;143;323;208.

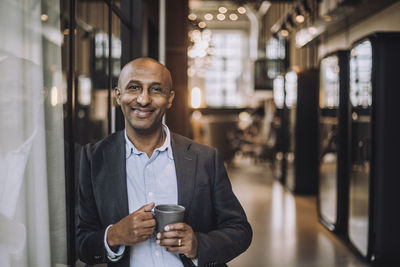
126;126;165;157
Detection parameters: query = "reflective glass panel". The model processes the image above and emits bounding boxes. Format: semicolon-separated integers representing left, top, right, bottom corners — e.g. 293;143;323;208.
348;40;372;257
111;11;122;133
284;71;298;190
320;56;340;108
75;0;109;145
1;0;66;265
285;71;298;108
349;41;372;108
318;55;340;225
273;75;285;109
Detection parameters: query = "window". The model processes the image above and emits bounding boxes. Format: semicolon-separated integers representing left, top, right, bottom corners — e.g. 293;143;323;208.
204;31;245;107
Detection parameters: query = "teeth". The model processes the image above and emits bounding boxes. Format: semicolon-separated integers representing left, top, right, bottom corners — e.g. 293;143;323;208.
134;109;153;117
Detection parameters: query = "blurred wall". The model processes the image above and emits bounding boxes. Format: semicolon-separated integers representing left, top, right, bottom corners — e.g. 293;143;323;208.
166;0;190;137
318;1;400;57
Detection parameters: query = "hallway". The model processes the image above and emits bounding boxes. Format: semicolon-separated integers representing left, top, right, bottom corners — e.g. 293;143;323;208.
227;158;369;267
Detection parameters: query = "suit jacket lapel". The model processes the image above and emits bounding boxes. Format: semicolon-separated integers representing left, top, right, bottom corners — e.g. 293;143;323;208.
171;133;197;215
103;131;129;221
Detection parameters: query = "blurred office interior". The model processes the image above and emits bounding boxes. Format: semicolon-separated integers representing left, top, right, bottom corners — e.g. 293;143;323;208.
1;0;400;266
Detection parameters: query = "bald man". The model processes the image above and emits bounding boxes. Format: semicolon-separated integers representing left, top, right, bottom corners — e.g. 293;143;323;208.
77;58;252;267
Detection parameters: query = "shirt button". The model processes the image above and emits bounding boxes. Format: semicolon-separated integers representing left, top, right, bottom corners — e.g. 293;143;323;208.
148;192;153;196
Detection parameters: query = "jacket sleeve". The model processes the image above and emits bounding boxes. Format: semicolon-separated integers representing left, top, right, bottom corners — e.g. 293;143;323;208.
76;145;112;264
196;149;252;267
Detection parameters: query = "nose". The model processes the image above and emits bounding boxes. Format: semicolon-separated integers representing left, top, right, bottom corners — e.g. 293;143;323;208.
136;90;151;106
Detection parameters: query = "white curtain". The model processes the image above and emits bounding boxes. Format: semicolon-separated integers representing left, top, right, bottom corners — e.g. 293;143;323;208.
0;0;67;266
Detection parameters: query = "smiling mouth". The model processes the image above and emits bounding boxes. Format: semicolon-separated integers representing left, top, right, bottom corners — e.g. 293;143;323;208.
131;107;155;118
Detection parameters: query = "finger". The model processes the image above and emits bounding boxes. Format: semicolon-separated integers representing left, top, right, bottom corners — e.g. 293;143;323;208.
166;246;184;253
135;234;152;244
132;227;155;239
137;212;156;222
157;237;183;247
164;222;186;231
140;228;155;237
136;202;155;213
140;218;156;228
157;230;184;240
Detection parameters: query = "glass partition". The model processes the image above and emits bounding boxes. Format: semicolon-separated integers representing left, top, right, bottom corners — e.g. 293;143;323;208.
273;75;285;109
111;11;122;133
0;0;67;265
284;71;298;190
348;40;372;257
318;55;340;226
75;0;110;145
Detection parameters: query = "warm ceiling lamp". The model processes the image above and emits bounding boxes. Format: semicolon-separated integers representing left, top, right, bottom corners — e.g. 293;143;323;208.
295;7;304;23
280;29;289;37
237;7;246;14
217;13;226;21
279;23;289;37
198;22;206;28
295;14;305;23
229;14;238;21
218;7;227;14
41;14;48;21
188;13;197;20
204;13;213;21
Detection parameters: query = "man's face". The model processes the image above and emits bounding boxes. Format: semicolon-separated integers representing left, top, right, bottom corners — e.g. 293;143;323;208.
115;59;175;135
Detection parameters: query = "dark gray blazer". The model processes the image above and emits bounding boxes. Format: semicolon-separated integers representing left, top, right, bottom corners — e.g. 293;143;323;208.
77;131;252;267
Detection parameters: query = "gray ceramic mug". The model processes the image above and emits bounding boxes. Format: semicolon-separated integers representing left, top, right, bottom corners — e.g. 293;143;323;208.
154;204;185;233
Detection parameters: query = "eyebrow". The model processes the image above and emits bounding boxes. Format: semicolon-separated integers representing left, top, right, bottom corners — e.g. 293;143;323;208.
125;80;162;87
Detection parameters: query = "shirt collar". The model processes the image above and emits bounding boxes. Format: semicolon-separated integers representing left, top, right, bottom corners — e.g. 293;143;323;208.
124;124;174;159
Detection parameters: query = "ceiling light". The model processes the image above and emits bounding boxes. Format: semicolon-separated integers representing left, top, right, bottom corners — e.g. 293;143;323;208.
204;13;213;21
188;13;197;20
280;29;289;37
41;14;48;21
295;7;304;24
279;23;289;37
198;22;206;28
217;14;226;21
237;7;246;14
218;7;227;14
229;14;238;21
295;14;304;23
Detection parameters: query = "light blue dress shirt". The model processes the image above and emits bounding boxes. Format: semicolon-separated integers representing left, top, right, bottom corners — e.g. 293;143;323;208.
104;124;184;267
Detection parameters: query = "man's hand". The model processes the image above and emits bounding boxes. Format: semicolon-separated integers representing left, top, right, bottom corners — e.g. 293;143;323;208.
156;223;198;259
107;202;156;247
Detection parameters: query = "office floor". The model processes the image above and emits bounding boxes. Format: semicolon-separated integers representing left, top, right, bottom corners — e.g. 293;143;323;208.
226;157;370;267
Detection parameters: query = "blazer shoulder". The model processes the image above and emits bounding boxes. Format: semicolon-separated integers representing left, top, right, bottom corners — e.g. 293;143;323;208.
171;132;216;154
83;131;124;157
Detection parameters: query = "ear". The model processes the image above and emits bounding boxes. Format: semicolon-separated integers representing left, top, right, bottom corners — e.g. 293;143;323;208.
114;87;121;105
167;90;175;109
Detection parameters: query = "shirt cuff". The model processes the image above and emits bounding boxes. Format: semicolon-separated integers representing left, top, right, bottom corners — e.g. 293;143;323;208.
191;257;198;266
104;224;125;262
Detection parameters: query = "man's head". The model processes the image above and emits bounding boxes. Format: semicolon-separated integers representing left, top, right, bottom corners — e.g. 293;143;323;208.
115;57;175;135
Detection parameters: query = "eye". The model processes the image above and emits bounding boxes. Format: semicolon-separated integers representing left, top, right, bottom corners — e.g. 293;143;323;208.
150;87;163;94
127;85;141;91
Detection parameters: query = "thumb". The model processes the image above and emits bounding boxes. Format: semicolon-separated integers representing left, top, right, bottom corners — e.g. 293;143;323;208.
137;202;155;213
